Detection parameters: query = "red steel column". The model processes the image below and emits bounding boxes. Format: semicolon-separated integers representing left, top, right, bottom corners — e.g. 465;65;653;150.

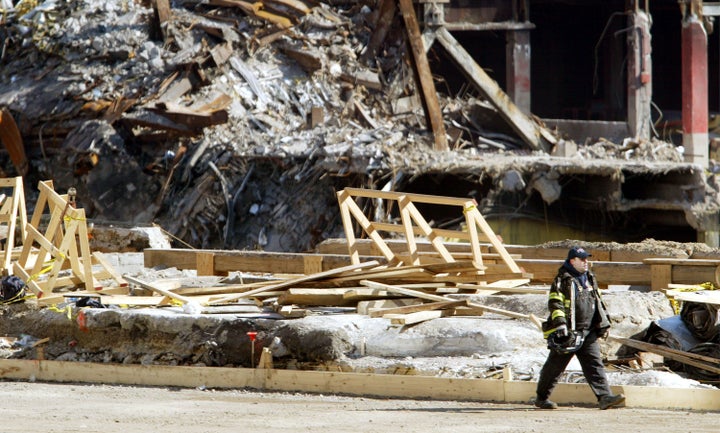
681;14;709;166
627;9;652;140
506;30;531;114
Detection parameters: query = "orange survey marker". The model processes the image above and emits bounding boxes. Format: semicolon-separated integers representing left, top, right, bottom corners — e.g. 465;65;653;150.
0;108;29;176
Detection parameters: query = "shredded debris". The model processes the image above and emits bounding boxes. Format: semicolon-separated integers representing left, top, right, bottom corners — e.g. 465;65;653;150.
2;0;715;251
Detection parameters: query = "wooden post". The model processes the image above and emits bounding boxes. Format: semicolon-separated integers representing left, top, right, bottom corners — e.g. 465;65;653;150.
434;27;554;152
650;263;672;292
0;177;27;274
397;0;448;151
303;255;324;274
197;252;216;276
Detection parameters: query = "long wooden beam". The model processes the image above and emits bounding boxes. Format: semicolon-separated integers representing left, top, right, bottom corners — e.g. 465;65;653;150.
397;0;448;150
314;238;690;262
360;279;533;322
0;359;718;411
144;248;383;274
433;26;554;152
144;249;720;288
206;260;380;305
610;335;720;375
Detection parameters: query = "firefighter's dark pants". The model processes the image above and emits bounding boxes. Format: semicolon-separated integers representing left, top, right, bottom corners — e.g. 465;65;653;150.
536;329;612;401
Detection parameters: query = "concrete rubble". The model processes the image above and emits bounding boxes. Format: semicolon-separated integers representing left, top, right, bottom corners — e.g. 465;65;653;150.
2;0;719;250
0;0;720;399
0;242;716;393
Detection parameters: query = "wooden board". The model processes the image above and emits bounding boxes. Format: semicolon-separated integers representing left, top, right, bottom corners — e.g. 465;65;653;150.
671;290;720;305
369;299;468;318
0;359;718;411
146;248;718;288
360;280;529;321
144;248;382;273
206;260;380;305
277;288;359;307
357;298;422;315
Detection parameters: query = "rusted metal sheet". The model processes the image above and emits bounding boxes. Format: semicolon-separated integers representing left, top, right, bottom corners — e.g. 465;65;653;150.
397;0;448;151
421;1;533;31
434;26;554;153
0;108;28;176
441;0;513;25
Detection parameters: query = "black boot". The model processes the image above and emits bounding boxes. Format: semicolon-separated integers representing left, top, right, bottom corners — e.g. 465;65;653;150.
598;393;625;410
534;398;558;410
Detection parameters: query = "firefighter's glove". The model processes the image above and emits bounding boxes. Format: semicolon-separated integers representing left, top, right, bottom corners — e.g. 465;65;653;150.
599;329;609;340
555;324;568;338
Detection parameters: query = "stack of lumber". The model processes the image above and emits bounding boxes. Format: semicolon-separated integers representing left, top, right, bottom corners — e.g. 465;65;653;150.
56;258;541;328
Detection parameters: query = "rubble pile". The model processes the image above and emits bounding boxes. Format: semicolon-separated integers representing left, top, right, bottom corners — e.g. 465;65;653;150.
0;0;692;251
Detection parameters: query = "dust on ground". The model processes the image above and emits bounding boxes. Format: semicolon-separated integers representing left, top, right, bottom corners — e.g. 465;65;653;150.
2;381;719;433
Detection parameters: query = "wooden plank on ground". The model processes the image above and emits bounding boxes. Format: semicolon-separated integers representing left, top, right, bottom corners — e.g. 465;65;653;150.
343;288;399;301
357;298;421;315
369;299;468;318
92;252;128;286
610;335;720;375
360;280;530;321
671;290;720;305
206;260;380;305
385;310;447;325
455;278;530;295
277;288;359;306
420;260;483;274
93;295;166;306
173;280;277;296
1;359;720;410
123;275;196;305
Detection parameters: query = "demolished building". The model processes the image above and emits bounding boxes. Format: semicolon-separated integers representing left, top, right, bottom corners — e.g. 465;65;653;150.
1;0;720;250
3;0;720;411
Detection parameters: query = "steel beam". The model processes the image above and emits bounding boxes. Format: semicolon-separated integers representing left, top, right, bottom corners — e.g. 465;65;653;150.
681;14;709;166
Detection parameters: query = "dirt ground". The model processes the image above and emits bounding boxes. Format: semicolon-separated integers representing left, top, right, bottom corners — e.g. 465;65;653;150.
3;380;719;433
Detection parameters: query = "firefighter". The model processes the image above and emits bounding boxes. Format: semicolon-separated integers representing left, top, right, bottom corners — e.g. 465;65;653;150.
534;246;625;410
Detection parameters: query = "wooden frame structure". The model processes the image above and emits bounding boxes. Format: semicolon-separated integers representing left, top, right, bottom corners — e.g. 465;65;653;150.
336;188;521;277
12;180;122;297
0;176;27;274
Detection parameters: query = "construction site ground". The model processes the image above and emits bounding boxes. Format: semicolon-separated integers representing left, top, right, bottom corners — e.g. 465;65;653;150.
5;381;720;433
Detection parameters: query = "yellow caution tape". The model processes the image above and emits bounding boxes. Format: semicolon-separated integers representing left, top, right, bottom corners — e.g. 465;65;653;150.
47;304;73;320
